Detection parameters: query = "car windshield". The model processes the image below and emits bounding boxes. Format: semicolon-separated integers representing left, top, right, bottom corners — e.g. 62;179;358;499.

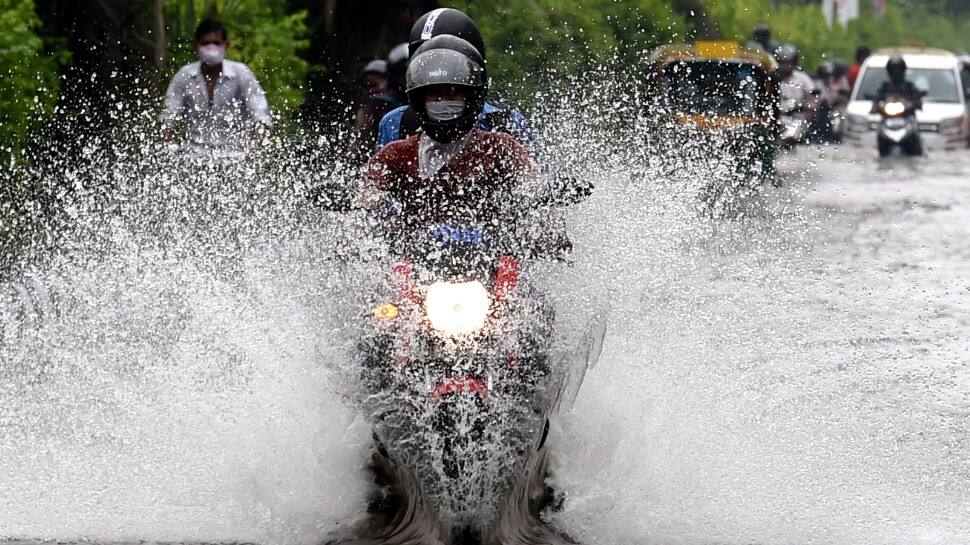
856;66;961;103
660;60;765;116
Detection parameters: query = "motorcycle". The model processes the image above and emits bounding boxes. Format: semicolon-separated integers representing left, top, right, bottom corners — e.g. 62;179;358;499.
778;97;810;148
348;218;603;545
875;93;922;157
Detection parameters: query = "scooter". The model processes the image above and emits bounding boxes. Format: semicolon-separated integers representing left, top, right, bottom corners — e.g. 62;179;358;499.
875;93;922;157
778;97;810;148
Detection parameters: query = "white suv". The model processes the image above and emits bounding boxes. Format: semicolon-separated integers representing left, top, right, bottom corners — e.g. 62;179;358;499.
844;47;969;151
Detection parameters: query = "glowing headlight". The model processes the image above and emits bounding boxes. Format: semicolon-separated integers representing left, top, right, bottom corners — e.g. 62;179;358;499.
424;280;490;335
883;101;906;117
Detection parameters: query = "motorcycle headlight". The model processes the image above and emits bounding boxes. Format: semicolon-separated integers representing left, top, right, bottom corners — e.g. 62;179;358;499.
883;101;906;117
424;280;490;336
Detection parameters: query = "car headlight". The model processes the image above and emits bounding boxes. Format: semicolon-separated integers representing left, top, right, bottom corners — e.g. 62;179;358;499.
424;280;490;335
883;101;906;116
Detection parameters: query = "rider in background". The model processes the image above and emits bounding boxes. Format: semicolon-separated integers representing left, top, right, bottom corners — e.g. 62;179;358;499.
872;56;923;112
161;19;271;150
747;24;780;57
354;59;387;142
376;8;542;163
776;44;816;114
356;44;409;153
810;61;851;142
848;46;870;88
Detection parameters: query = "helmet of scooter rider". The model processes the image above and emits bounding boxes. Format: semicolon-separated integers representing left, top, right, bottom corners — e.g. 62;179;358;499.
831;59;849;78
817;60;836;83
386;42;410;99
409;8;486;60
753;24;771;43
886;55;907;84
776;44;798;65
406;35;487;143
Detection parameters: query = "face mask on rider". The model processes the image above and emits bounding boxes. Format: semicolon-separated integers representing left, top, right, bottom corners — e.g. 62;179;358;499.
198;44;226;66
425;100;465;121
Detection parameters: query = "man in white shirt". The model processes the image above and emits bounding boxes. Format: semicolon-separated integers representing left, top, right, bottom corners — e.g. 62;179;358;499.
161;19;271;150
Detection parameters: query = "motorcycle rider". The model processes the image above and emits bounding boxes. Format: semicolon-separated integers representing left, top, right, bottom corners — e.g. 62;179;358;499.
361;36;573;259
748;23;780;57
848;46;870;88
776;44;816;115
161;19;271;150
810;60;851;142
872;55;923;112
376;8;542;162
357;43;410;152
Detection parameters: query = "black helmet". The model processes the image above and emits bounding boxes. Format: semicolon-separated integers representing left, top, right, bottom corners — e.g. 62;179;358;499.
776;44;799;65
386;42;410;99
753;24;771;41
409;8;486;60
817;60;835;80
831;59;849;78
886;55;907;83
406;36;487;143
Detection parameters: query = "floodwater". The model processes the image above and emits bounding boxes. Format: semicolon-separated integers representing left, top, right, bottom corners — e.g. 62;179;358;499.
1;140;969;545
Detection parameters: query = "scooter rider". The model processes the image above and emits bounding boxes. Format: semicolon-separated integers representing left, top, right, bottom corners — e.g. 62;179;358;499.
361;36;571;259
748;23;780;57
776;44;816;114
376;8;542;162
161;19;271;150
872;56;923;112
357;43;409;151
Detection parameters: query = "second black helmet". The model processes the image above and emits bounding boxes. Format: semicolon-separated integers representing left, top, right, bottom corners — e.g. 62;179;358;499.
409;8;486;60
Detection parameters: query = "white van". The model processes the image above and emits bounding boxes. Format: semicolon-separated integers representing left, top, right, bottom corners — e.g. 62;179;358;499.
843;47;969;151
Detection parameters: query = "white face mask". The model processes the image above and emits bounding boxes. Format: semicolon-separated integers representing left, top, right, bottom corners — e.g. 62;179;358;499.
198;44;226;66
425;100;465;121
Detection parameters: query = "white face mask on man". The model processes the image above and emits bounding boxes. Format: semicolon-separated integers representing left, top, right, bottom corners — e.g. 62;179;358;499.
425;100;465;121
198;44;226;66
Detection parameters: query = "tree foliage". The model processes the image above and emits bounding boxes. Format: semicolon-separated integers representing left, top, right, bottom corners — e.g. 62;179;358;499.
0;0;62;153
164;0;311;117
707;0;970;73
448;0;688;102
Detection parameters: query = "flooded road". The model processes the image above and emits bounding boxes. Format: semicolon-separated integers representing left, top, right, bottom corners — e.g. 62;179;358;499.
1;144;969;544
551;146;970;544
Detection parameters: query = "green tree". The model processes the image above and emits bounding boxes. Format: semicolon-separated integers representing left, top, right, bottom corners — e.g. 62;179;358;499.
705;0;970;72
164;0;311;117
0;0;62;154
448;0;687;103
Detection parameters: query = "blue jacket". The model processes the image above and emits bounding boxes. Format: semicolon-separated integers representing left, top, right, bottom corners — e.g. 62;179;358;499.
377;102;543;163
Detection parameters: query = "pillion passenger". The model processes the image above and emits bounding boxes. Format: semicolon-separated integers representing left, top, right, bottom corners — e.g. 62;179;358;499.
376;8;542;163
160;19;272;150
360;37;576;260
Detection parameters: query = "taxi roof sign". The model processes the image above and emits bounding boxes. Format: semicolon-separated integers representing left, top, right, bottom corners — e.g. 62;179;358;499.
697;41;739;58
